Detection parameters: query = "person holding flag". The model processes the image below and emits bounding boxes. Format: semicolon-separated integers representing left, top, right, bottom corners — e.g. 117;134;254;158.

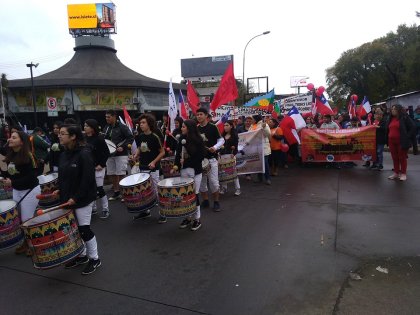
196;108;225;212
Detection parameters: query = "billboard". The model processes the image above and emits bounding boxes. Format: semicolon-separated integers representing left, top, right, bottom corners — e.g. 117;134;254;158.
181;55;234;78
290;76;309;88
67;3;116;36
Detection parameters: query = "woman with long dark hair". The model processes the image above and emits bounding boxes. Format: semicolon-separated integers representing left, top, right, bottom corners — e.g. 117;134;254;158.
387;104;416;181
57;124;100;275
2;131;41;255
219;120;241;196
84;119;110;219
172;119;205;231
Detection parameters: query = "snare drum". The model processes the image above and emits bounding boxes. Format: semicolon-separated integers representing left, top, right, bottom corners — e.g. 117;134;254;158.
38;173;60;207
119;173;157;213
0;178;13;200
161;156;179;178
21;209;84;269
218;154;237;183
105;139;117;155
0;200;24;250
202;158;210;175
157;177;197;218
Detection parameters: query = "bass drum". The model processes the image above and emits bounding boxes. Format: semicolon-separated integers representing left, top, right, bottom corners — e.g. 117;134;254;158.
157;177;197;218
21;209;84;269
218;154;237;184
0;200;24;250
119;173;157;213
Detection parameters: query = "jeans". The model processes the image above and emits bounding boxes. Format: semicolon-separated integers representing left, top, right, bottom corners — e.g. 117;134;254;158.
376;144;385;166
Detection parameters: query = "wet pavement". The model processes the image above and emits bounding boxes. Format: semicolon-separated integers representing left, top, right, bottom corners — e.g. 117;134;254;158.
1;152;419;314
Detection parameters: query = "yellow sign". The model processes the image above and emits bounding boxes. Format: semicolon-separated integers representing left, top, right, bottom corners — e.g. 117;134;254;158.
67;4;98;29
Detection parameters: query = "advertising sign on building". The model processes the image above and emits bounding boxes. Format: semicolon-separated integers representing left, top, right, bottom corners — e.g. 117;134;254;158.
67;3;116;36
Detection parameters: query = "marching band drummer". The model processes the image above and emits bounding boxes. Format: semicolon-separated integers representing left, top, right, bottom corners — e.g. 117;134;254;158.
219;120;241;196
2;131;41;256
171;119;206;231
131;114;165;222
103;110;134;202
196;108;225;212
84;119;110;219
56;124;101;275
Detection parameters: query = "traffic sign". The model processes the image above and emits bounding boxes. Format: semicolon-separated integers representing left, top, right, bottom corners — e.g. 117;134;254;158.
46;97;58;117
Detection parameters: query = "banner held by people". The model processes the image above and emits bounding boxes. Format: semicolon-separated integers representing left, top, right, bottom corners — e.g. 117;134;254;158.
236;129;265;175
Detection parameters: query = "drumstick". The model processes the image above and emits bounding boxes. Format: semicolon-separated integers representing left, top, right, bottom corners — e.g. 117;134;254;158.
35;202;71;216
36;193;56;200
181;139;186;167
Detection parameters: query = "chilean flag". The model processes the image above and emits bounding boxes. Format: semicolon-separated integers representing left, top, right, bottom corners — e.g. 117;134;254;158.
358;96;371;116
215;110;230;134
315;93;333;115
280;106;306;144
178;90;188;120
348;98;356;119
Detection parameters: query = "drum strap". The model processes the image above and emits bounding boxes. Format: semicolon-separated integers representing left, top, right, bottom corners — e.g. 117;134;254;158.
16;186;36;208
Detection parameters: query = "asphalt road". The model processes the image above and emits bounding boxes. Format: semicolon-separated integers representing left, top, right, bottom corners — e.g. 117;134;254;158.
1;152;419;315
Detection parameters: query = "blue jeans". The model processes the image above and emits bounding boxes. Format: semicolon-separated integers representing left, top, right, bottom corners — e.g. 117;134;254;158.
376;144;385;166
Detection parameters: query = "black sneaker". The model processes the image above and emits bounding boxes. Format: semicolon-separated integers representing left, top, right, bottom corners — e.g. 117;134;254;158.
158;216;167;224
191;220;202;231
370;164;378;169
201;199;210;208
377;165;383;170
65;256;89;269
362;162;370;167
108;192;121;201
81;259;101;275
179;218;191;229
213;201;221;212
133;211;151;221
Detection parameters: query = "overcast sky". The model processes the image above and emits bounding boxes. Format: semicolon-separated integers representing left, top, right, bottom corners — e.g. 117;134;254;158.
0;0;418;95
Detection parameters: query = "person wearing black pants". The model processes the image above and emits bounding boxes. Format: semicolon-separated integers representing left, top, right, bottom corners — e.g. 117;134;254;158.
56;124;100;275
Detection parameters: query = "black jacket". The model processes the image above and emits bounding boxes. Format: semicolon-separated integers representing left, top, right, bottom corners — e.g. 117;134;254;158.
5;154;39;191
103;122;134;156
86;134;110;168
58;146;96;209
174;135;205;175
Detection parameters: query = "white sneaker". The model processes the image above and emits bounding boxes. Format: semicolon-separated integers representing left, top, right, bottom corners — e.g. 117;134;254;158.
388;173;399;180
234;189;241;196
399;174;407;181
219;187;226;195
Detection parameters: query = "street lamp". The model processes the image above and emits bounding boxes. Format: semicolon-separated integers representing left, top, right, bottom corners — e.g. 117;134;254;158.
242;31;270;96
26;62;39;128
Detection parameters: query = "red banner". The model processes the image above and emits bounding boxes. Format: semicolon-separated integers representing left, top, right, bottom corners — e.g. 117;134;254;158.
301;126;377;162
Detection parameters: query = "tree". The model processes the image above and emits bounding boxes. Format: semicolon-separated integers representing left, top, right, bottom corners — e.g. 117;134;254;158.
326;24;420;105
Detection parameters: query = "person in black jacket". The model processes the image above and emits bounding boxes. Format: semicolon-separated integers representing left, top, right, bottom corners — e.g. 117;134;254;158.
48;121;63;173
172;119;206;231
56;124;101;275
219;120;241;196
84;119;110;219
370;110;387;170
103;110;134;201
2;131;41;256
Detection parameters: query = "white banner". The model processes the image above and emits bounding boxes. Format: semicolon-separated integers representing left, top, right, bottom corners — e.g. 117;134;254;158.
235;129;265;175
277;94;312;115
211;105;271;122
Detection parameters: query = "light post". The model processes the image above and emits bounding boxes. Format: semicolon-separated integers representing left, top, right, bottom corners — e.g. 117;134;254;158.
26;62;39;128
242;31;270;98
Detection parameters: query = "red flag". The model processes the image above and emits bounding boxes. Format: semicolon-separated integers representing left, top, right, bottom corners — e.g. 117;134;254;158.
123;105;133;130
210;62;238;112
187;80;199;114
